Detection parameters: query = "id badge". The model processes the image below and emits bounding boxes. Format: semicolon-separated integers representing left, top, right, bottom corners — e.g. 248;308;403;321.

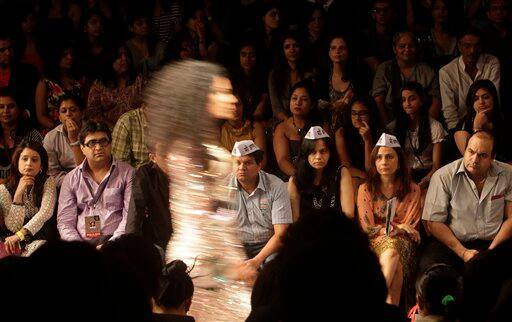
85;215;102;238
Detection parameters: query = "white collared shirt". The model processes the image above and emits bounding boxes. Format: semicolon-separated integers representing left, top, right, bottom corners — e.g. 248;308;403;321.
423;158;512;242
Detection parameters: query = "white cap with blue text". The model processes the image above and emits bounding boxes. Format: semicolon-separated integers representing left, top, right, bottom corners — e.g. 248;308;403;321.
304;126;330;140
376;133;401;148
231;140;261;157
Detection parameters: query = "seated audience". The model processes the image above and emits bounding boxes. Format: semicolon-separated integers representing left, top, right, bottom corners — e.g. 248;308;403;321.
421;131;512;275
288;126;354;221
409;0;459;70
220;96;266;166
43;94;85;188
1;141;56;256
273;80;323;178
335;96;382;187
388;82;446;189
153;260;196;322
126;142;172;251
229;40;269;122
454;79;510;162
86;44;144;128
372;31;440;125
268;32;311;123
439;29;500;131
228;140;292;277
0;31;40;125
111;104;149;168
0;89;42;183
359;0;399;73
57;120;135;247
125;11;165;78
35;44;84;131
318;34;357;132
357;133;422;306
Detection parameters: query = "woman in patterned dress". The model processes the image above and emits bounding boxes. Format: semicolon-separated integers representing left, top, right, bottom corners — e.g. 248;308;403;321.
1;141;57;256
357;134;422;306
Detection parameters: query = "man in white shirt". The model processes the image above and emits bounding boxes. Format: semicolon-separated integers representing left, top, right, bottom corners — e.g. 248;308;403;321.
439;29;500;131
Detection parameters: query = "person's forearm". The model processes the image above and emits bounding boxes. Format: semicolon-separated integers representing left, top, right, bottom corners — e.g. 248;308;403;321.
429;221;466;258
489;218;512;250
278;159;296;177
375;99;389;126
252;234;282;266
429;99;441;120
364;139;373;172
71;146;85;164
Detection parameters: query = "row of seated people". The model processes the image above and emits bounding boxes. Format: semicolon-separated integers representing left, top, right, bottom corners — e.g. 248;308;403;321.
1;108;510;320
1;1;510;143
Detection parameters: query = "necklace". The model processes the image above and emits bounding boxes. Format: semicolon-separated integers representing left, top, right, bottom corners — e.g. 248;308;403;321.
292;116;305;135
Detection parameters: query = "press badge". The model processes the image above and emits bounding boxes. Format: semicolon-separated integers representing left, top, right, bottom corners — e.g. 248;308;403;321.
85;215;101;238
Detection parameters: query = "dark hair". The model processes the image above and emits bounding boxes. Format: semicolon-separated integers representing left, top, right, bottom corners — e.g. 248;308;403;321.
101;234;163;299
79;120;112;144
465;79;501;120
156;260;194;308
457;27;481;41
57;92;84;111
416;264;461;318
0;89;35;145
394;81;432;155
295;136;338;191
0;88;16;100
337;96;382;171
325;34;355;81
0;29;13;42
271;31;307;102
392;31;418;48
367;144;412;200
8;141;49;208
289;78;318;110
100;44;137;88
44;43;81;83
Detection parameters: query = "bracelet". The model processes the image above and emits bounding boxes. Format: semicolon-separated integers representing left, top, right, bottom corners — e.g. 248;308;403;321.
15;230;25;241
70;141;80;147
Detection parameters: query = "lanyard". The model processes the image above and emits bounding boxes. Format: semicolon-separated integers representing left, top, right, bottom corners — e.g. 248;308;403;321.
84;167;114;208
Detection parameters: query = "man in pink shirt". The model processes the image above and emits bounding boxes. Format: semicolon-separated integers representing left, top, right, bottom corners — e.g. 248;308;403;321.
57;120;134;247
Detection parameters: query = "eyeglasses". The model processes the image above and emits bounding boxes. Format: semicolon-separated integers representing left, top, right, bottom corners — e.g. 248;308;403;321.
83;138;110;148
351;111;369;117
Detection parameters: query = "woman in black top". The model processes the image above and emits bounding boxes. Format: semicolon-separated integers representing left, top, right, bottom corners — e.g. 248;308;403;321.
288;126;354;221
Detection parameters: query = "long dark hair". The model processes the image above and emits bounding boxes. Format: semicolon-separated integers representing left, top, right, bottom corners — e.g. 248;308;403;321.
44;43;81;83
295;136;338;191
0;89;36;146
341;95;381;149
366;145;411;200
394;81;432;154
271;31;307;102
464;79;503;127
8;141;49;208
100;44;137;88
